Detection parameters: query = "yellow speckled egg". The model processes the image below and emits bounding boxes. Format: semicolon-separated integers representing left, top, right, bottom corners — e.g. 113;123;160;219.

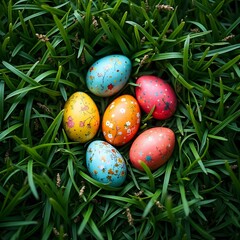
102;94;141;146
63;92;100;143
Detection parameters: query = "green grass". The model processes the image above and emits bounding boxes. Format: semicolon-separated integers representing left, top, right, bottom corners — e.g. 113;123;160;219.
0;0;240;239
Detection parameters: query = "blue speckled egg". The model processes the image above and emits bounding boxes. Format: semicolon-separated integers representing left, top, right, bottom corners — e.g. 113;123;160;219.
86;55;132;97
86;140;127;187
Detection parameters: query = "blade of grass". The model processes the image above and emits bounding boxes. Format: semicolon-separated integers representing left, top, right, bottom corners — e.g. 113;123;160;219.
41;4;66;16
142;189;161;218
27;160;39;200
156;199;200;221
158;7;178;42
168;21;185;39
151;52;183;61
110;0;122;16
0;184;13;213
98;208;123;227
41;223;53;240
7;0;12;25
1;36;10;58
213;54;240;76
79;170;122;191
179;181;190;216
139;161;155;191
18;10;30;37
0;221;38;227
190;92;202;122
210;110;240;135
5;84;46;100
207;13;220;40
49;198;69;220
165;195;175;223
77;38;85;59
2;61;60;97
78;204;94;235
52;65;62;90
111;27;130;55
0;81;4;130
189;141;207;175
165;63;194;90
225;161;240;198
18;145;45;164
120;11;128;28
23;94;34;145
188;217;214;239
67;158;80;193
186;104;203;141
84;0;92;42
194;46;210;70
160;158;175;203
88;218;104;240
194;43;240;58
0;185;28;218
2;61;39;85
100;17;114;42
183;35;190;79
2;73;15;91
39;109;64;145
200;53;219;71
0;123;23;141
224;16;240;36
42;199;52;234
126;21;158;47
98;194;141;205
53;14;73;54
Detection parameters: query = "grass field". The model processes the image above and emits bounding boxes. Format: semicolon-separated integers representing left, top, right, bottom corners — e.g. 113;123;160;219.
0;0;240;239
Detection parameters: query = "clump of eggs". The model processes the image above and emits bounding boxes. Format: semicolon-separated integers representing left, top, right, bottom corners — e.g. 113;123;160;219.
62;54;177;187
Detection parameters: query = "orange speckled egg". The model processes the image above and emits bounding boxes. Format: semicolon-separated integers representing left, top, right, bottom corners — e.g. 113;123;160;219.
102;95;141;146
129;127;175;171
63;92;100;143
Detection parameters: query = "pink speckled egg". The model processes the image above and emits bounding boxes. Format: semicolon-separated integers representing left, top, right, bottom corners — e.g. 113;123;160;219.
135;75;177;120
129;127;175;171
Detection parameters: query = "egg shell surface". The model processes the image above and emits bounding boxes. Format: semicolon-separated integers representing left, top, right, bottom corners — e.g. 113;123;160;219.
86;55;132;97
63;92;100;143
135;75;177;120
102;94;141;146
129;127;175;171
86;140;127;187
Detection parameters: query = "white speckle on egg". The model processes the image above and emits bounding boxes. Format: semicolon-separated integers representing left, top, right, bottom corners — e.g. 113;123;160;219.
120;108;126;114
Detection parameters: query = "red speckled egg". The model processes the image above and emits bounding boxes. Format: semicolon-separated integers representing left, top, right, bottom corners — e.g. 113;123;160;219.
102;95;141;146
129;127;175;171
135;75;177;120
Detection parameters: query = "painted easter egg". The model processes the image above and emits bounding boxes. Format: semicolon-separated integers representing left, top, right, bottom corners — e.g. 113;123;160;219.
102;95;141;146
135;75;177;120
86;140;127;187
86;55;132;97
129;127;175;171
63;92;100;143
